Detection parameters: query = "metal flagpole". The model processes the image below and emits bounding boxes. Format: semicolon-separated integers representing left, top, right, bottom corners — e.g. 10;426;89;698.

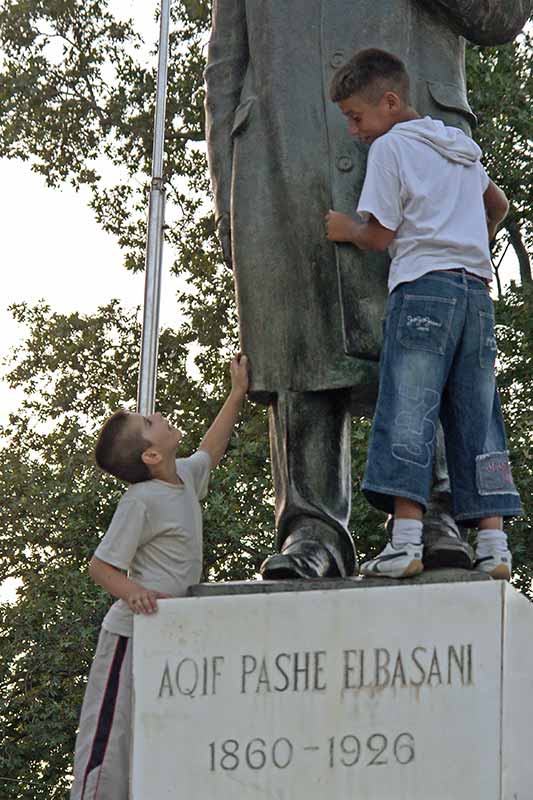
137;0;171;415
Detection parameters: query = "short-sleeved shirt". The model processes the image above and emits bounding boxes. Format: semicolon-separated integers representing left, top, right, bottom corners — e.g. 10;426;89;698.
357;117;492;293
95;450;211;637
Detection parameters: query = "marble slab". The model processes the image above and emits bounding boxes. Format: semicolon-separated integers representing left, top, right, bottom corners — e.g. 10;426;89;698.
132;580;533;800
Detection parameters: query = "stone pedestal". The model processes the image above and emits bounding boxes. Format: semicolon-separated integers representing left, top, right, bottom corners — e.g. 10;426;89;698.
132;574;533;799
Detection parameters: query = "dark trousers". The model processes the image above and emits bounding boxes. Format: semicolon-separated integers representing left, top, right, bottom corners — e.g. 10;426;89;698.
268;389;356;573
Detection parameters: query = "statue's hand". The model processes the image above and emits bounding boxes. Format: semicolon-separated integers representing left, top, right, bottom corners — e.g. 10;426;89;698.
216;214;233;271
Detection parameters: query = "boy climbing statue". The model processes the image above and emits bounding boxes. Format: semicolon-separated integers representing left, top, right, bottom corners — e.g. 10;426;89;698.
326;49;521;580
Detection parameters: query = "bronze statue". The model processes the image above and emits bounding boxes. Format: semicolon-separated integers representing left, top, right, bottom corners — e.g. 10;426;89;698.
205;0;531;579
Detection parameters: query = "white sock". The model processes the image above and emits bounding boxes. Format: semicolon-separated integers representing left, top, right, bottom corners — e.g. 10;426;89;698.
476;529;508;558
392;518;423;547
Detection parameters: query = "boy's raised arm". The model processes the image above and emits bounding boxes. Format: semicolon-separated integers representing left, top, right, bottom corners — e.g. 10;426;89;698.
199;354;249;468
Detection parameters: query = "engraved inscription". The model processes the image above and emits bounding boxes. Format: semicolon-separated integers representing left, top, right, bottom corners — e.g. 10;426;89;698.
208;732;416;773
157;643;474;699
343;644;473;690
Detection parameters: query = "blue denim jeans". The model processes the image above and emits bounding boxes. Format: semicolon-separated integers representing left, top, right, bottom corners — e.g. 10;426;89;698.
362;270;522;523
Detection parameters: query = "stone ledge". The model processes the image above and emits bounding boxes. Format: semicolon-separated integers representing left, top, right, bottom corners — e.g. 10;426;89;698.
189;568;491;597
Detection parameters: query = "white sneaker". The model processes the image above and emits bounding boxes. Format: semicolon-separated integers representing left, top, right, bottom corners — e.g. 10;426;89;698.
474;550;512;581
361;542;424;579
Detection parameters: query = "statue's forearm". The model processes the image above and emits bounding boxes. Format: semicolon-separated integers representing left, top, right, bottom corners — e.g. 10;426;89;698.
419;0;532;44
204;0;248;223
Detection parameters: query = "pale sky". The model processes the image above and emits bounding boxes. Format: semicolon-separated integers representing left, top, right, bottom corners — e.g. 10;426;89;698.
0;157;183;421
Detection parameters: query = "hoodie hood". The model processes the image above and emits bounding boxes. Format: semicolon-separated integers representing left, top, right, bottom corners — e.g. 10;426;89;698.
391;116;482;166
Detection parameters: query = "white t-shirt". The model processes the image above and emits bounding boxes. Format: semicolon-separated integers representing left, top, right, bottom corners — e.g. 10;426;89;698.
357;117;492;293
95;450;211;637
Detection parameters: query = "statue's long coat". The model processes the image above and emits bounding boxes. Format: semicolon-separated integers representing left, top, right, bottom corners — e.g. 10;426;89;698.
205;0;530;403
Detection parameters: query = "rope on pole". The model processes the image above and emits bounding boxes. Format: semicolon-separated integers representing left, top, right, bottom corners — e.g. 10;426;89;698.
137;0;171;415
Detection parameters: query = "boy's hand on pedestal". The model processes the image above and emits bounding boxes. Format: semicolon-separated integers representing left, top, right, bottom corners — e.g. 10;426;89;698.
127;586;169;615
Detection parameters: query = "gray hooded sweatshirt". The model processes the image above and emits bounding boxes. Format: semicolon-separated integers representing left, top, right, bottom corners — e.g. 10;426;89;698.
357;116;492;292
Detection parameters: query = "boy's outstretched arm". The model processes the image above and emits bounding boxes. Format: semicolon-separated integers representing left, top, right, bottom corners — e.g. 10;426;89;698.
199;354;249;468
484;179;509;243
326;210;395;252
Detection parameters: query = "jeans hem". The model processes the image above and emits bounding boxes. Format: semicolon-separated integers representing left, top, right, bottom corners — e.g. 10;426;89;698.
362;482;428;514
454;506;523;523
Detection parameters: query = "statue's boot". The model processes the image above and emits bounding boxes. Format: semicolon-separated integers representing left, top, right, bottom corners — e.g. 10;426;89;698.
260;519;357;579
422;509;474;570
261;390;357;580
420;425;474;570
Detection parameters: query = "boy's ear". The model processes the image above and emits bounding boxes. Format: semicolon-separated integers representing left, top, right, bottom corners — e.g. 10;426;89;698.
141;448;162;467
384;90;402;111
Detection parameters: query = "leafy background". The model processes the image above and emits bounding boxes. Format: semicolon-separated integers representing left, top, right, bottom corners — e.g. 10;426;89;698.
0;2;531;796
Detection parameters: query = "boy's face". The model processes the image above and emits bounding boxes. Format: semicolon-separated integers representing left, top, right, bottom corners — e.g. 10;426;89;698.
128;412;182;457
338;91;399;144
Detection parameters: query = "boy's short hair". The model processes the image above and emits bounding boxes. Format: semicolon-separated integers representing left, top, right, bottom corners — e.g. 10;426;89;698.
330;48;410;104
94;410;152;484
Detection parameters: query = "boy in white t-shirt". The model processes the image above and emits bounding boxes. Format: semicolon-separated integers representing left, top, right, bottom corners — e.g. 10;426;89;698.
326;48;522;581
70;355;249;800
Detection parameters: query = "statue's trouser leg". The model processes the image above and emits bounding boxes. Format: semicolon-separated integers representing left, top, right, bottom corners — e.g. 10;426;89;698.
422;423;474;568
425;422;460;529
268;389;357;576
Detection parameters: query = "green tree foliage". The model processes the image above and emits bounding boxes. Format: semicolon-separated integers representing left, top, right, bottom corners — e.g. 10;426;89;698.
466;34;533;285
493;284;533;597
0;2;531;797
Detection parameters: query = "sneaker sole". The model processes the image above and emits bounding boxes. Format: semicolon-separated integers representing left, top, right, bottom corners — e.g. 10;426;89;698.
362;559;424;579
401;559;424;578
488;564;511;581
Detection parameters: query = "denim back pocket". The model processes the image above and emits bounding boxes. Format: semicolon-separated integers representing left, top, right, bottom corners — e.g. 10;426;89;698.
397;295;456;355
479;311;497;368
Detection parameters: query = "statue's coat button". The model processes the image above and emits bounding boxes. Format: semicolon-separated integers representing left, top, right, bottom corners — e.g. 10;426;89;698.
336;155;354;172
330;50;346;68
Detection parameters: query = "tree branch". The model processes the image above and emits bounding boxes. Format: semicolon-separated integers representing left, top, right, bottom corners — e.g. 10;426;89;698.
505;217;532;285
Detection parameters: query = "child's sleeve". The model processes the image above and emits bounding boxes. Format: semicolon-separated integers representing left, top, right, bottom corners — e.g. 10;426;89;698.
478;161;490;193
357;139;402;232
178;450;212;500
94;498;149;571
